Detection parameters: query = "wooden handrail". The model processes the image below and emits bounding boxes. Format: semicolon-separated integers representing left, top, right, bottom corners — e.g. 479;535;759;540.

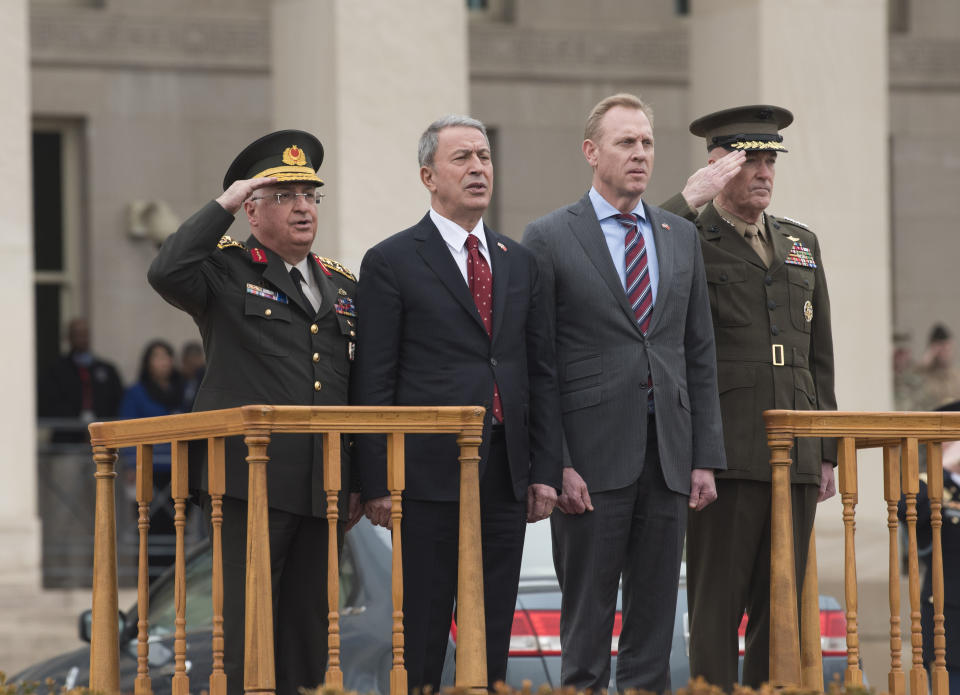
88;405;487;695
765;410;953;695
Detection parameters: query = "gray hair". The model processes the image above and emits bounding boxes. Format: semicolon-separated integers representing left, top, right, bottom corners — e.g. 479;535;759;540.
418;115;489;168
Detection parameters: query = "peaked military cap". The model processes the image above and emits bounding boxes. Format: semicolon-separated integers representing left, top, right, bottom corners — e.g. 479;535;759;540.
222;129;324;190
689;104;794;153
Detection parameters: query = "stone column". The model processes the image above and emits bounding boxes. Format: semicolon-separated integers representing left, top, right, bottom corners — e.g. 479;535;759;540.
0;0;40;573
688;0;889;557
271;0;469;272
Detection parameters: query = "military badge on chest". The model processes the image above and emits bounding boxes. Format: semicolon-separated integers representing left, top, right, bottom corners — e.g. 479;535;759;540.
334;288;357;361
785;237;817;268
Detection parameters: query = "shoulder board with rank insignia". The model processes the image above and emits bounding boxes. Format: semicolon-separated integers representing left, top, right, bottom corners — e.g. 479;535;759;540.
780;216;810;230
316;255;356;283
312;254;333;277
217;235;246;250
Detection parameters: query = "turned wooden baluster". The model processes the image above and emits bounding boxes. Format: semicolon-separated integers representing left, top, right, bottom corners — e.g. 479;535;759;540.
837;436;863;686
135;444;154;695
901;437;927;695
767;426;800;687
387;432;407;695
171;441;190;695
323;432;343;689
926;442;949;695
800;531;823;690
455;424;487;694
90;445;120;694
243;429;275;695
883;444;906;695
208;437;227;695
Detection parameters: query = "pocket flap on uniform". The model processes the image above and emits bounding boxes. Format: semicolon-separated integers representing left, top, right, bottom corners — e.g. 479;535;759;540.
565;355;602;381
560;386;602;413
705;264;746;285
717;364;756;395
244;293;291;322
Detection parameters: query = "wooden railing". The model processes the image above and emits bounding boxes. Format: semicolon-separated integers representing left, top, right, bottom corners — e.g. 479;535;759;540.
87;405;487;695
765;410;953;695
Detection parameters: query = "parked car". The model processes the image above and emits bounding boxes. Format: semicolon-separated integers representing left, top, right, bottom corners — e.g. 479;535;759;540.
13;520;851;693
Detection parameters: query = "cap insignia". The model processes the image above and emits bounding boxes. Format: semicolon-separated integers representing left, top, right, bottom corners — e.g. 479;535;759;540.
282;146;307;167
317;256;357;283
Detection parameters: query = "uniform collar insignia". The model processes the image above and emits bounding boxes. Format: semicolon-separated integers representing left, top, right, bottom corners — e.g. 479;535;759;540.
250;248;268;264
312;253;333;277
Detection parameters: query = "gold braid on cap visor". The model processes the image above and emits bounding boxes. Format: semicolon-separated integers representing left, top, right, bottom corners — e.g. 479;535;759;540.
252;165;324;184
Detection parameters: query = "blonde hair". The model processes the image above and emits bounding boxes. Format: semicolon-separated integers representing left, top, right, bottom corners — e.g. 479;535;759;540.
584;93;654;142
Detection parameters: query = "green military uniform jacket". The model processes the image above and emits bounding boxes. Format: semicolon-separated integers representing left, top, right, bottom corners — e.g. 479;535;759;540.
661;194;837;484
147;200;356;516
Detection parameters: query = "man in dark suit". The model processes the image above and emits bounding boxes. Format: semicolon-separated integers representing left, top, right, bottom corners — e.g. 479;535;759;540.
660;105;837;690
148;130;361;695
522;93;726;693
351;115;563;692
38;317;124;439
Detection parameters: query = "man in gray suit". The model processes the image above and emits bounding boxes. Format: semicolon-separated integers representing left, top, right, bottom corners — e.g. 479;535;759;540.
522;93;726;693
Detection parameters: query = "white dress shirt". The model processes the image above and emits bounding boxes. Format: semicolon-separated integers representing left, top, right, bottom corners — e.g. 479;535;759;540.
430;207;492;284
284;257;322;313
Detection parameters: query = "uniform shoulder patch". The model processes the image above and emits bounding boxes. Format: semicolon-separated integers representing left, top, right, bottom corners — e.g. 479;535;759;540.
217;235;246;250
316;255;356;283
779;215;810;230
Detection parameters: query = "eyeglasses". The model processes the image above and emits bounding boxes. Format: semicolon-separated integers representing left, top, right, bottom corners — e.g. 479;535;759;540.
250;191;325;206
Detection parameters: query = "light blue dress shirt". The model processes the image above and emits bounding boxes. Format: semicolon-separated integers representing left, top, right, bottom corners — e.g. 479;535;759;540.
588;187;659;306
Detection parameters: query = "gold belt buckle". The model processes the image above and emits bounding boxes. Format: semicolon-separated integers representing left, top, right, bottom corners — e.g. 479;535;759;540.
772;344;785;367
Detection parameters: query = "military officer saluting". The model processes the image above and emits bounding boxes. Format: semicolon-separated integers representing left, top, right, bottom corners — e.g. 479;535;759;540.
148;130;360;695
661;105;838;690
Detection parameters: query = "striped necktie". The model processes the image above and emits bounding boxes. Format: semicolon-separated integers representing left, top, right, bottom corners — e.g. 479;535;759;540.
616;213;652;333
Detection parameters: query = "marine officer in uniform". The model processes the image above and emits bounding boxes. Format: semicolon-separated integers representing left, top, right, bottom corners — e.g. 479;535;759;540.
148;130;360;695
660;105;838;690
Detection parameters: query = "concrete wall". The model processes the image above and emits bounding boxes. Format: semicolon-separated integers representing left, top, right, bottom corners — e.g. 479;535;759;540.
1;0;39;571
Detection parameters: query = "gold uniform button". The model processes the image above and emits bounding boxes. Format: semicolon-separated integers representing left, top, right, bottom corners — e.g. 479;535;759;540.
310;324;319;334
314;381;322;391
349;330;356;337
312;352;320;363
264;309;272;317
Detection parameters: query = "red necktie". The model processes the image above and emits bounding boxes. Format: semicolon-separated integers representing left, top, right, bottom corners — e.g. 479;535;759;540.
616;213;652;334
77;365;93;412
466;234;503;422
615;214;655;408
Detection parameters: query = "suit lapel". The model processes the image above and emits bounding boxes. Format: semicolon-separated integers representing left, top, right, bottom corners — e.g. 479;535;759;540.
249;236;316;316
644;203;670;334
413;214;488;334
766;215;794;273
308;255;335;320
699;203;768;270
568;195;643;335
487;226;510;343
